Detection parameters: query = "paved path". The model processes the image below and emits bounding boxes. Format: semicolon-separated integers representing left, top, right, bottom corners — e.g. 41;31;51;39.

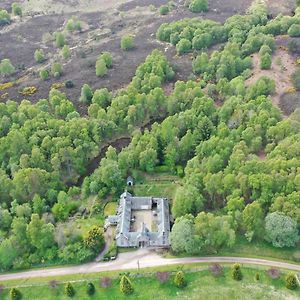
0;249;299;282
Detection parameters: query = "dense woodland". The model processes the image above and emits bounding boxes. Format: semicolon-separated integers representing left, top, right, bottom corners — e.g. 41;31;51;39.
0;0;299;271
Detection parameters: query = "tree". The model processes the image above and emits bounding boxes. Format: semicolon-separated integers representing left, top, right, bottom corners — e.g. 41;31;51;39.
170;216;196;254
39;69;49;80
12;3;22;16
120;275;134;295
34;49;46;63
84;226;104;253
65;282;75;297
285;273;298;290
189;0;209;12
26;214;55;252
0;59;15;76
121;35;134;50
10;288;22;300
265;212;299;248
99;52;113;68
55;32;65;48
260;53;271;70
0;9;11;26
292;69;300;90
232;263;243;281
51;63;62;78
61;45;71;60
95;58;107;77
86;282;95;295
160;5;169;15
174;271;186;288
80;84;93;104
242;201;264;241
176;38;192;55
288;24;300;37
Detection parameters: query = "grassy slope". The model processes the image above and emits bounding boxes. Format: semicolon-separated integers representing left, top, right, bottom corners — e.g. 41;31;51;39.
0;267;299;299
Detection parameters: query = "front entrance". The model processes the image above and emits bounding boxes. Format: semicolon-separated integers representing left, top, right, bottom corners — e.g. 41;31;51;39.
138;240;149;248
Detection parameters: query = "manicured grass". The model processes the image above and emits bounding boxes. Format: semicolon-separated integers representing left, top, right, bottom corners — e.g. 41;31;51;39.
216;237;299;264
1;267;299;299
104;202;118;217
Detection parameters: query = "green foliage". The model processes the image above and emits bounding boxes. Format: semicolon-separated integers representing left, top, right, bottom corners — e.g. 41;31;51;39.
12;3;22;16
285;273;298;290
292;68;300;90
0;59;15;76
265;212;299;248
120;275;134;295
86;282;95;295
176;38;192;54
65;282;75;297
160;5;170;15
174;271;186;288
39;69;49;80
121;35;134;50
51;63;62;78
34;49;46;63
288;40;298;53
232;263;243;281
288;24;300;37
80;84;93;104
84;226;104;253
55;32;66;48
260;53;272;70
66;17;82;32
10;288;22;300
95;58;108;77
188;0;209;13
61;45;71;60
98;52;113;68
0;9;11;26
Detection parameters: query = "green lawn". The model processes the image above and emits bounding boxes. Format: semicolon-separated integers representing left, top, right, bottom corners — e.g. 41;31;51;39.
1;267;299;300
104;202;118;217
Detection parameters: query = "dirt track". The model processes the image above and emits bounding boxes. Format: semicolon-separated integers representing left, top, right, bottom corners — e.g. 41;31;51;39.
0;249;299;282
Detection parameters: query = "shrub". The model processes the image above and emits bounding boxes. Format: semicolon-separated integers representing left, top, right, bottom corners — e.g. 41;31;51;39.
10;288;22;300
55;32;66;48
176;38;192;55
0;9;11;26
255;273;260;281
0;81;14;90
156;271;170;283
19;86;37;96
100;277;112;288
160;5;170;15
267;268;280;279
189;0;208;13
0;59;15;76
209;264;223;277
84;226;104;253
65;282;75;297
39;69;49;80
260;53;272;69
12;3;22;16
288;24;300;37
259;45;272;56
174;271;186;288
121;35;134;50
232;263;243;281
285;273;298;290
86;282;95;295
65;80;74;88
98;52;113;68
51;63;62;78
61;45;71;60
96;58;108;77
120;275;134;295
34;49;46;63
80;84;93;104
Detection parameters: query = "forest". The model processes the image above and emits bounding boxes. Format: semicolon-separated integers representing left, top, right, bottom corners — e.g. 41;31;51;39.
0;0;299;272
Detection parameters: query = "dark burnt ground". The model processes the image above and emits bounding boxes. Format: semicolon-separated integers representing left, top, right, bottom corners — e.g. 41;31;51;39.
280;92;300;115
1;0;252;115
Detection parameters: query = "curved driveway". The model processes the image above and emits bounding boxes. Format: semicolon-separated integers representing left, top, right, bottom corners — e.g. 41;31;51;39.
0;249;299;282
